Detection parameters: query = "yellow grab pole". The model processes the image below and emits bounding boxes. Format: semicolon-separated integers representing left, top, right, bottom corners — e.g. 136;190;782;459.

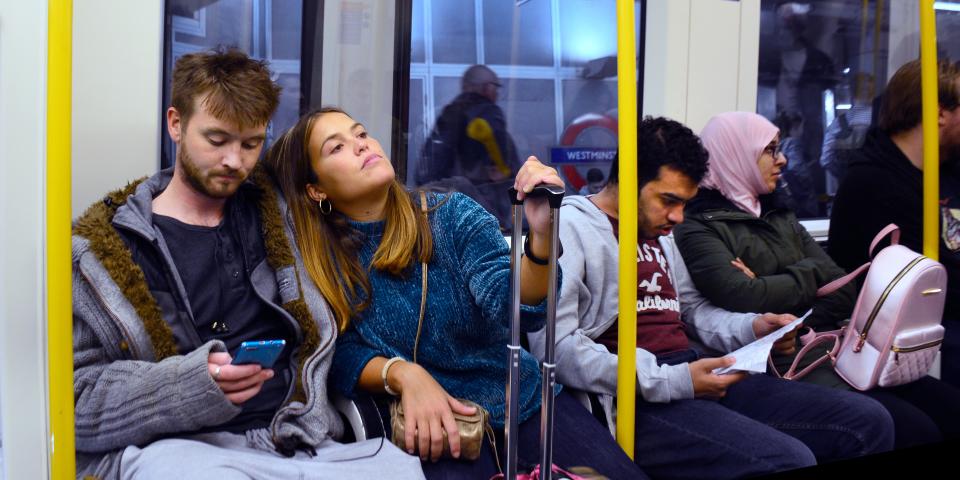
920;0;939;260
615;0;638;459
47;0;76;478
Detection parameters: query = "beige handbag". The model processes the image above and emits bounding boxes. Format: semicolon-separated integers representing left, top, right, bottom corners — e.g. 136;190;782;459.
387;191;495;462
389;397;489;461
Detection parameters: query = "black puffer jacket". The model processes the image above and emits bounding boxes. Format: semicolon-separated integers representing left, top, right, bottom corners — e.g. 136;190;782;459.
674;188;856;331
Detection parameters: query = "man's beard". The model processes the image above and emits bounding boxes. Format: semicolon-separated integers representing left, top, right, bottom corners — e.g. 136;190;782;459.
637;212;671;240
178;145;245;199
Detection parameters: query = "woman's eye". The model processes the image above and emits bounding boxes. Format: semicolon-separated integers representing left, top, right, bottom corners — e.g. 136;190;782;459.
358;131;368;138
331;144;343;153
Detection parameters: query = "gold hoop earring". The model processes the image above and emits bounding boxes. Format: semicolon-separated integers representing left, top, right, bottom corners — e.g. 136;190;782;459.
318;198;332;215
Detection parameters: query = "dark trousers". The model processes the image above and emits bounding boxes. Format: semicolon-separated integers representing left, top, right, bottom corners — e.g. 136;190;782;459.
631;350;894;480
939;318;960;388
774;334;960;450
394;391;648;480
863;375;960;448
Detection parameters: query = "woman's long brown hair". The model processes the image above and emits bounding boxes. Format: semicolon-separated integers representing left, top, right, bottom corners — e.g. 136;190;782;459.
264;107;433;332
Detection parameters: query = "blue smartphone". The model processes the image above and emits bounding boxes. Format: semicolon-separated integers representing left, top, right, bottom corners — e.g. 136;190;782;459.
231;339;286;368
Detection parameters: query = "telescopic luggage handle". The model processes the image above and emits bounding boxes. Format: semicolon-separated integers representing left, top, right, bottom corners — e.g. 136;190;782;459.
507;184;566;208
504;184;564;480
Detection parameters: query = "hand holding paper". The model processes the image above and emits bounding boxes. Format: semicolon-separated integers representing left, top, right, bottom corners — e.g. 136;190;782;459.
713;310;811;375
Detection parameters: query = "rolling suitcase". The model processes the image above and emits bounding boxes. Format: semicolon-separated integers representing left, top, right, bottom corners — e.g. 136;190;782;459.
503;184;564;480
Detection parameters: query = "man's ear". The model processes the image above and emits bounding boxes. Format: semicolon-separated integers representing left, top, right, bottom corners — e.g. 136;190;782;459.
167;107;183;143
305;183;326;203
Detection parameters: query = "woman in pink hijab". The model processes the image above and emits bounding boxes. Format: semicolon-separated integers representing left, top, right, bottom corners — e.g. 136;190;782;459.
698;111;782;217
674;111;852;331
674;111;960;450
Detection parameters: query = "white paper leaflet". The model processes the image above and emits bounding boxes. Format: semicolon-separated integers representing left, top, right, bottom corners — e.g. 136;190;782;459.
713;309;812;375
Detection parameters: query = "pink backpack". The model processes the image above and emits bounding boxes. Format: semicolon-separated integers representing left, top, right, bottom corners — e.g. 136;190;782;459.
775;224;946;390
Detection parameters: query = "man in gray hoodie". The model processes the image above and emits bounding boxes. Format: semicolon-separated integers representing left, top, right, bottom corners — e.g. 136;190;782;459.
529;117;894;479
72;48;422;479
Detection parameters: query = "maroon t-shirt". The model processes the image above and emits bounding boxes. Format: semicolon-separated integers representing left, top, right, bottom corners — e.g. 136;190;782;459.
594;213;689;356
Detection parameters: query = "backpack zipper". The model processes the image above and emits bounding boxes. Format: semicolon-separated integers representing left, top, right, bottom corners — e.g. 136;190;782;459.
892;339;944;364
855;256;925;352
892;339;943;354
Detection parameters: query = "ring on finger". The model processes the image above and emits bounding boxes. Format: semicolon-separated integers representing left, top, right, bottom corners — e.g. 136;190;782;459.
213;365;222;380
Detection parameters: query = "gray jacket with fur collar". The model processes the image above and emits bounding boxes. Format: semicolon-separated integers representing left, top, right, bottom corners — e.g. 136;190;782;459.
72;168;342;479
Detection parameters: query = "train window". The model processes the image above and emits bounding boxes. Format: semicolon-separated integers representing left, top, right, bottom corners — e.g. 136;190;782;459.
756;0;958;220
430;1;478;64
756;0;887;219
160;0;304;168
403;0;640;231
938;2;960;61
482;0;554;66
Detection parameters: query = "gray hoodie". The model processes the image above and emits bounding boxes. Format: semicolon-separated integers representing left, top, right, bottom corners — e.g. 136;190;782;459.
528;195;758;410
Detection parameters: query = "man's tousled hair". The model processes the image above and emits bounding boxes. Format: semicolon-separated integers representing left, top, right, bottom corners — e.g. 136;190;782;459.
608;116;709;188
879;59;960;136
171;47;281;128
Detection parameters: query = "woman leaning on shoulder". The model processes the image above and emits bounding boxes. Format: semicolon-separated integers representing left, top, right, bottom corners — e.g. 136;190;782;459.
263;107;646;479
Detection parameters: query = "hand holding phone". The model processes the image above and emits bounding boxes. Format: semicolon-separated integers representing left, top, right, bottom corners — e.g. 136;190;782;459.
208;350;275;405
231;339;286;368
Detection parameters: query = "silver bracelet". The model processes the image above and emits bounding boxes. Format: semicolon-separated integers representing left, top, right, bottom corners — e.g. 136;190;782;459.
381;356;405;396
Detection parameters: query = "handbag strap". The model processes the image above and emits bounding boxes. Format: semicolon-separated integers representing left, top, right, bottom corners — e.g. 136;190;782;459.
486;422;502;473
817;262;871;296
411;191;501;473
413;190;429;363
816;223;900;297
768;329;844;380
869;223;900;258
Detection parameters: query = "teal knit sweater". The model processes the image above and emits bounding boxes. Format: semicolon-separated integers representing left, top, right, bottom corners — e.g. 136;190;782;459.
330;192;559;427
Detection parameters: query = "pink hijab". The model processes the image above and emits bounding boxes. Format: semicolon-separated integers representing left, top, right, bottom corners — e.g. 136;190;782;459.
699;111;779;217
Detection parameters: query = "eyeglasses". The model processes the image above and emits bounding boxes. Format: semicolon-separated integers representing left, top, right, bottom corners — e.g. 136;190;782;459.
763;143;782;158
